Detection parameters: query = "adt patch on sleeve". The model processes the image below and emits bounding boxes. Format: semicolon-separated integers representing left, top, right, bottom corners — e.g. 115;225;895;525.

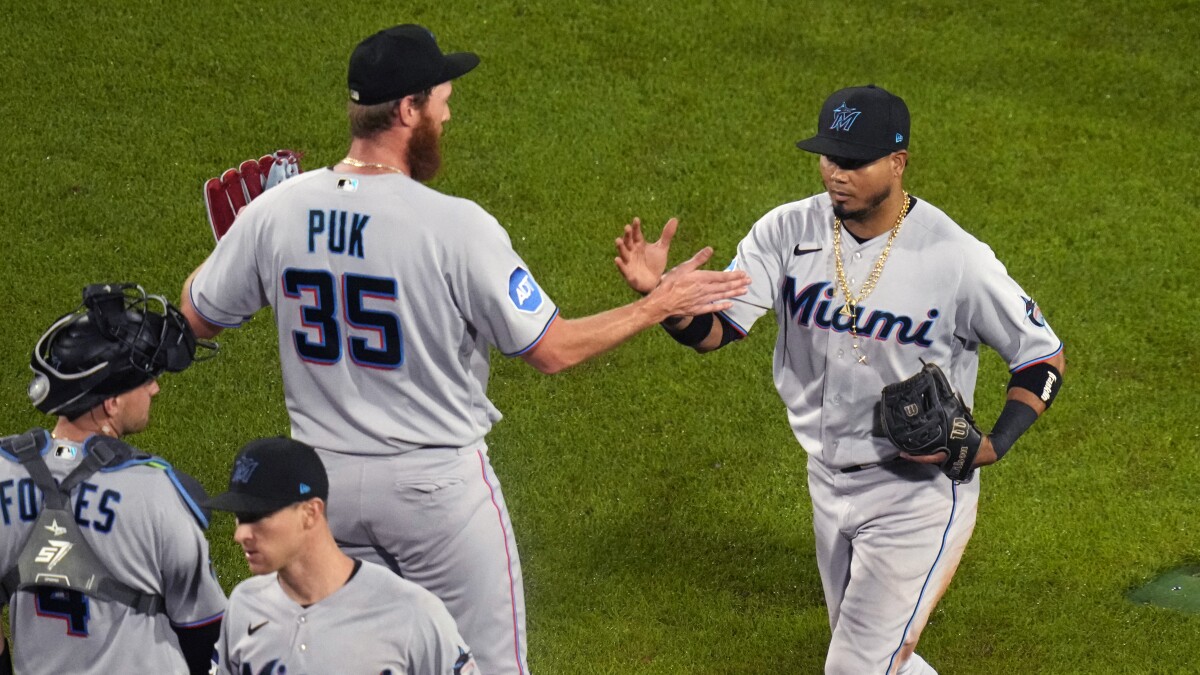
508;268;543;312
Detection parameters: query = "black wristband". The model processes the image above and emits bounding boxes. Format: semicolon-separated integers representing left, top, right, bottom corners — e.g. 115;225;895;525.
988;399;1039;460
662;312;714;347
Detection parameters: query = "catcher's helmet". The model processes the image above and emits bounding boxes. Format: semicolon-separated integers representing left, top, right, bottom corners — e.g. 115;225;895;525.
28;283;216;419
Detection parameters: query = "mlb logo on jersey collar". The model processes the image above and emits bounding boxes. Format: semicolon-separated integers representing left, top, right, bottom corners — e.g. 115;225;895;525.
53;442;79;461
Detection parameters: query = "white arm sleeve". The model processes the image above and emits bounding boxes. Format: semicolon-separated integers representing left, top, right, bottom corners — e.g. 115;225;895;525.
720;207;787;334
189;200;270;327
406;591;477;674
956;244;1062;370
450;212;558;356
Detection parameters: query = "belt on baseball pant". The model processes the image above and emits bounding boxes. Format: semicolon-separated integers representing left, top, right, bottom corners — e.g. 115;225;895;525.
839;458;898;474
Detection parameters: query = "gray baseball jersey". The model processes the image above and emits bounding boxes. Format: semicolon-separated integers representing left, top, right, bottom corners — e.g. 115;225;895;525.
211;560;478;675
189;169;559;454
720;192;1061;672
722;193;1062;470
188;168;542;674
0;431;226;675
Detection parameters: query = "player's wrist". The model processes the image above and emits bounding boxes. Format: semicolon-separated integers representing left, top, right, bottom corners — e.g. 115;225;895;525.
633;273;664;297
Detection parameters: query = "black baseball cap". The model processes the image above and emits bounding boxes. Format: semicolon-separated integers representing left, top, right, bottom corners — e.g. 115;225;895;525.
205;437;329;519
795;85;910;162
348;24;480;105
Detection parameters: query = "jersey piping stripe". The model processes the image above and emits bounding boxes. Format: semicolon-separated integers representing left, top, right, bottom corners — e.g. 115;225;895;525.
164;469;211;528
188;283;252;329
0;433;52;463
885;480;959;674
171;610;225;628
100;458;210;528
1010;341;1064;373
477;450;527;674
503;307;560;358
717;310;748;337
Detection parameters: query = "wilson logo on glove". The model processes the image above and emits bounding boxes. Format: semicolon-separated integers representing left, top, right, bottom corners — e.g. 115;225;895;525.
950;417;969;441
203;150;303;242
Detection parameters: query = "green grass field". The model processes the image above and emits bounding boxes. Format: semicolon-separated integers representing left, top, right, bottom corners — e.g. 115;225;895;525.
4;1;1199;672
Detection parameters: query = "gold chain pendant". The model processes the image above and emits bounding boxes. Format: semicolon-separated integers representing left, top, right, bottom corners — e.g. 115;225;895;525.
340;157;407;174
833;192;911;365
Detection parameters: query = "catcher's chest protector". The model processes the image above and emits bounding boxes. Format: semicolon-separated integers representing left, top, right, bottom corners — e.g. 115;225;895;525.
0;430;164;614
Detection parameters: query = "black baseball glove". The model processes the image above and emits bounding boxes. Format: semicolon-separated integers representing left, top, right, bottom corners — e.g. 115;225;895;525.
878;362;982;482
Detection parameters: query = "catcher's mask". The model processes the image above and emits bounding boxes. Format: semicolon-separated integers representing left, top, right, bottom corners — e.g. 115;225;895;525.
28;283;218;419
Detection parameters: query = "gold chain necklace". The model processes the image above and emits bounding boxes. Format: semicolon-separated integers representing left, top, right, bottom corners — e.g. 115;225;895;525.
832;192;911;365
340;157;406;174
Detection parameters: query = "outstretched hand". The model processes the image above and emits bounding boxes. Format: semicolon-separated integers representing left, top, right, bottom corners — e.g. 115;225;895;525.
645;246;750;320
615;217;678;295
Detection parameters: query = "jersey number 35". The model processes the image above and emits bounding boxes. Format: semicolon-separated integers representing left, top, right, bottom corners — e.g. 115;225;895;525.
282;269;403;369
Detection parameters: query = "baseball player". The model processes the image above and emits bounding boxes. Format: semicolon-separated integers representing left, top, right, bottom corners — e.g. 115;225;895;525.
0;283;225;675
179;24;749;675
206;436;479;674
615;85;1066;674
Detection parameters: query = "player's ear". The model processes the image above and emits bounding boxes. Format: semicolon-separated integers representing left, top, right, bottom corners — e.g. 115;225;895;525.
891;150;909;176
101;394;121;419
300;498;325;527
398;96;421;127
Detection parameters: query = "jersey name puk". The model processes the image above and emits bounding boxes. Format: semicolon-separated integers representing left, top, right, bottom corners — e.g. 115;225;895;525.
307;209;369;258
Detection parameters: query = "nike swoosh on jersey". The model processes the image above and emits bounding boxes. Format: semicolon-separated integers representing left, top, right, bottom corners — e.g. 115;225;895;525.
248;621;269;636
793;245;821;256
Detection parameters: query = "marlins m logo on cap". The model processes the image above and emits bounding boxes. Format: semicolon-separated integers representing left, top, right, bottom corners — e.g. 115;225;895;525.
204;437;330;519
231;457;260;484
796;84;911;162
830;103;862;131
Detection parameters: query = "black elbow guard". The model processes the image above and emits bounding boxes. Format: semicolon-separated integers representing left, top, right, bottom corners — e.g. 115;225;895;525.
1008;362;1062;408
662;313;715;347
715;313;744;347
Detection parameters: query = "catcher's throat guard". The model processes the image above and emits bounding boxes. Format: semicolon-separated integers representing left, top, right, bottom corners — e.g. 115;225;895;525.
877;362;982;482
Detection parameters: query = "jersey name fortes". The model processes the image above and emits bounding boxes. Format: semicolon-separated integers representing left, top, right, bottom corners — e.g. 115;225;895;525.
0;479;121;532
782;279;939;347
